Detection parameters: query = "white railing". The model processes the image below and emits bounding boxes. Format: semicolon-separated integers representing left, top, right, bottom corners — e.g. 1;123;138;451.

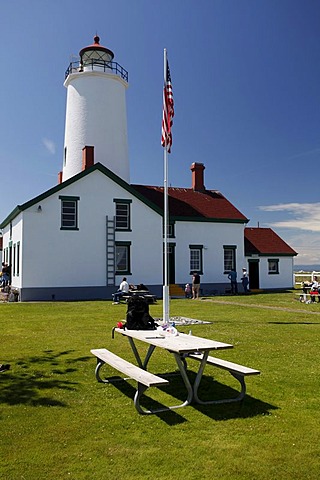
294;271;320;287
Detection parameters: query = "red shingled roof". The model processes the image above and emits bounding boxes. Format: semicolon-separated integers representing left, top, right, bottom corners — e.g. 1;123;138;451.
132;185;248;222
244;227;297;256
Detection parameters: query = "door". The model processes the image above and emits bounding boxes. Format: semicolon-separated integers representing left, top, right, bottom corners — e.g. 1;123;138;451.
248;260;259;289
168;245;175;284
163;243;175;284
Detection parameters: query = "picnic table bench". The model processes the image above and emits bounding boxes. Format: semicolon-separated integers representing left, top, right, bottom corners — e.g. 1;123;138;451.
91;348;169;414
187;353;260;403
296;291;320;303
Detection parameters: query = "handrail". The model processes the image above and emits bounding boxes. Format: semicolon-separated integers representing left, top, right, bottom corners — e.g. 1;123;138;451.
65;60;128;82
294;270;320;286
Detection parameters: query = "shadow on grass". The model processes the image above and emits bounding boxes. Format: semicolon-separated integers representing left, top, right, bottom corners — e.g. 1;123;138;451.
110;380;188;425
100;369;277;425
181;371;277;420
0;350;91;407
268;321;320;325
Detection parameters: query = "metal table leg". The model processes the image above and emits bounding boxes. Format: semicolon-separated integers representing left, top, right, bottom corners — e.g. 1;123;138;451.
128;338;194;410
128;337;156;369
192;351;247;404
171;353;194;407
192;351;209;404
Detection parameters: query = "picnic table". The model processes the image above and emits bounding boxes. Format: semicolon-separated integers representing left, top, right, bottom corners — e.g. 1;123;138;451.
297;285;320;303
91;329;260;414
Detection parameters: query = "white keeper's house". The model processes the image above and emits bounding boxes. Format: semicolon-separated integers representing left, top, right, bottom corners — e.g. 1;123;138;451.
0;36;297;301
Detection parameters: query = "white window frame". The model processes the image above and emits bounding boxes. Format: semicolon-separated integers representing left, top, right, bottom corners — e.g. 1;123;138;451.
224;245;236;273
115;242;131;274
268;259;279;275
59;196;79;230
189;245;203;274
114;199;131;231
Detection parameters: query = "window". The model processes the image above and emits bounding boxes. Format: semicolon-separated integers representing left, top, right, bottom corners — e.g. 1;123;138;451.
268;259;279;274
224;246;236;273
59;196;79;230
163;222;175;238
115;242;131;274
189;245;203;274
9;243;12;274
114;199;131;230
13;244;16;277
16;242;20;276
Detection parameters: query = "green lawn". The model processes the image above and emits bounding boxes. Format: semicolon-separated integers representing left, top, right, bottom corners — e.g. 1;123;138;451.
1;292;319;479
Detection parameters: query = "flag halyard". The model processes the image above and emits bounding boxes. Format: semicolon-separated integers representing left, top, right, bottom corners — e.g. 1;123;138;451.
161;60;174;153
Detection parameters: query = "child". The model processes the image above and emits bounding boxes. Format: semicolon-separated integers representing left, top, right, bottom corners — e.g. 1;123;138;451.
185;283;191;298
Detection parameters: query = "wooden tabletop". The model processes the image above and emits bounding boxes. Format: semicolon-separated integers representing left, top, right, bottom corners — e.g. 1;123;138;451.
114;328;233;354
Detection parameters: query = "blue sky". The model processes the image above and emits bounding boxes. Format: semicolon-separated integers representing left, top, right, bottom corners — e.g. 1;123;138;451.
1;0;320;265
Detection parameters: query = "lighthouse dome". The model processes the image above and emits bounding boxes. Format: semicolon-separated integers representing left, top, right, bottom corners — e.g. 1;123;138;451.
79;35;114;66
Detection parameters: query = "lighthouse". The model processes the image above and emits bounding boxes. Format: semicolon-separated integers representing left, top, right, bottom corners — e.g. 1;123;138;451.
62;36;130;182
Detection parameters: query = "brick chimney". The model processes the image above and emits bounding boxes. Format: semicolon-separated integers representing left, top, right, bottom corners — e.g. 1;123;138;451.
82;146;94;171
191;162;205;191
58;171;63;184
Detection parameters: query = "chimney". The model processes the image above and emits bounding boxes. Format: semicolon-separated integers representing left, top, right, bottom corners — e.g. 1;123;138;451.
82;146;94;171
191;162;205;191
58;171;63;184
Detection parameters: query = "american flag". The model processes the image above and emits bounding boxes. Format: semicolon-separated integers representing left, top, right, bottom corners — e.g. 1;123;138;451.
161;60;174;153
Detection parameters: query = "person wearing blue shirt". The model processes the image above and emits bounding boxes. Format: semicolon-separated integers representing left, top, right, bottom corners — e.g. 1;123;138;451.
228;269;238;294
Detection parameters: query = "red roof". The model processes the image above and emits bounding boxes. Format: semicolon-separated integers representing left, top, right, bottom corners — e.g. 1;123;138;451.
79;35;114;60
132;185;248;222
244;227;297;256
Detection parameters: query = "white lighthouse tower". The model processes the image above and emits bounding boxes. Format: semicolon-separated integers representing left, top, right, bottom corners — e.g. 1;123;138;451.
62;35;130;182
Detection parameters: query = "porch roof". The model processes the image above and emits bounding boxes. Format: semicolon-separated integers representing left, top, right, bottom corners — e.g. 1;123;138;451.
244;227;297;256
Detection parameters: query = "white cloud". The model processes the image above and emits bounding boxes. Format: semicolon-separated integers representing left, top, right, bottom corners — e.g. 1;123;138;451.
257;202;320;264
259;203;320;232
286;147;320;161
284;231;320;265
42;138;56;155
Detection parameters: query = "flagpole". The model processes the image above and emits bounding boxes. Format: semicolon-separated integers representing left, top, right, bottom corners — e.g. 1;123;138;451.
163;48;170;324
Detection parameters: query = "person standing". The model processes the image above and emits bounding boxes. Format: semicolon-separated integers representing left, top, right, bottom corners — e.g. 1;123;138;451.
192;272;201;299
310;276;319;302
228;269;238;294
112;277;129;304
241;268;249;294
1;263;10;287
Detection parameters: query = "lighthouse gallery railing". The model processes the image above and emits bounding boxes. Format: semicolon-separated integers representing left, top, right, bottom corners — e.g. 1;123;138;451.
65;60;128;82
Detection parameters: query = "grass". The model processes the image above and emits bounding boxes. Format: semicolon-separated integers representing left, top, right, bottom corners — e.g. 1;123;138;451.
0;291;319;479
